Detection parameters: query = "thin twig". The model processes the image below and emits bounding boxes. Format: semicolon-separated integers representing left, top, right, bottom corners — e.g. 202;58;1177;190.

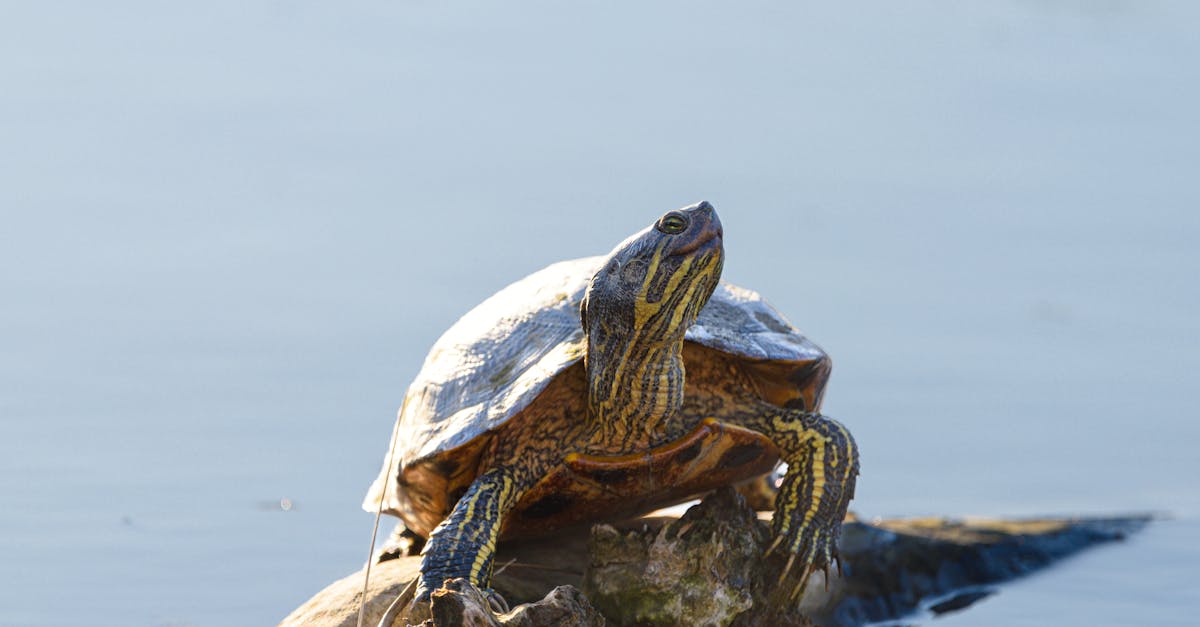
358;417;403;627
491;557;518;577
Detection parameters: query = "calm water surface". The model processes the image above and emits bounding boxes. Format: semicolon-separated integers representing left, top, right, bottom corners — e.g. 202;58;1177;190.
1;2;1197;625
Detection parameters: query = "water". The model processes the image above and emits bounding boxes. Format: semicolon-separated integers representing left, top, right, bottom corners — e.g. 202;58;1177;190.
1;2;1197;625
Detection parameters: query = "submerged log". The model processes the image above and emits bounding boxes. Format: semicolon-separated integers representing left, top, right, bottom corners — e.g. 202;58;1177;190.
280;489;1148;627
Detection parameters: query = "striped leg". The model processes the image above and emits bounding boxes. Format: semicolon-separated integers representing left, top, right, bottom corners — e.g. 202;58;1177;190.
738;408;859;600
417;466;526;601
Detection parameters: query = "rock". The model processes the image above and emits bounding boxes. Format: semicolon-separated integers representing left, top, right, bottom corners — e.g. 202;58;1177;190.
280;494;1149;627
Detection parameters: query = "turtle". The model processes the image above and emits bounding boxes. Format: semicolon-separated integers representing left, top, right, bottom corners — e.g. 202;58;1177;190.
364;201;859;614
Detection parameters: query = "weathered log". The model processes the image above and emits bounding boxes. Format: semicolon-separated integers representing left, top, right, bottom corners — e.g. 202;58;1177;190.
280;489;1147;627
584;486;807;626
825;513;1149;625
421;579;604;627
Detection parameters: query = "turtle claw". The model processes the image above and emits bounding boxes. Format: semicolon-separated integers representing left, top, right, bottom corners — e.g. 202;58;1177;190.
764;534;785;559
768;501;842;603
771;540;818;603
789;572;811;603
483;587;510;614
779;557;834;603
778;552;799;588
766;433;857;604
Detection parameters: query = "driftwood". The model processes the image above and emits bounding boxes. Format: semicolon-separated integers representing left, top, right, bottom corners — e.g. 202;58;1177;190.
281;488;1148;627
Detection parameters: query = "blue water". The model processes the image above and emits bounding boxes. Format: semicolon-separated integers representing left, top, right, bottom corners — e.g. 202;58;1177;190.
1;2;1197;625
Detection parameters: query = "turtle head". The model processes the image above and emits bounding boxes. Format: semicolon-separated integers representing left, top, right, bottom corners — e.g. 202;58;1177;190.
580;202;724;435
582;201;724;345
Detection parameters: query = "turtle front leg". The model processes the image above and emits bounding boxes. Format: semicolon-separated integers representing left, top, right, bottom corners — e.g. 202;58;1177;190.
416;466;527;607
740;407;859;599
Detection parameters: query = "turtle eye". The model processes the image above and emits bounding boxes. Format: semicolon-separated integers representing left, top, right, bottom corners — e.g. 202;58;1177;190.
656;213;689;234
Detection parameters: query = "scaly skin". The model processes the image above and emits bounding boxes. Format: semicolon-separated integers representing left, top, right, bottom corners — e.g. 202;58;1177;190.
418;467;522;598
415;404;859;605
406;202;860;612
743;406;859;599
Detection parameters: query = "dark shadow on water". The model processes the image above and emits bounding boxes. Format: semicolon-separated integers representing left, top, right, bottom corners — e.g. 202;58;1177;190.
927;587;994;616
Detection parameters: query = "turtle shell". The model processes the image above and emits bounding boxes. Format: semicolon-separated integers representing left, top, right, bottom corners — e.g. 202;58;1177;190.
364;256;830;531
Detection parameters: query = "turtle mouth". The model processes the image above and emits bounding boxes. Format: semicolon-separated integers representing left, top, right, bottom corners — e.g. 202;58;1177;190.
670;220;723;257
